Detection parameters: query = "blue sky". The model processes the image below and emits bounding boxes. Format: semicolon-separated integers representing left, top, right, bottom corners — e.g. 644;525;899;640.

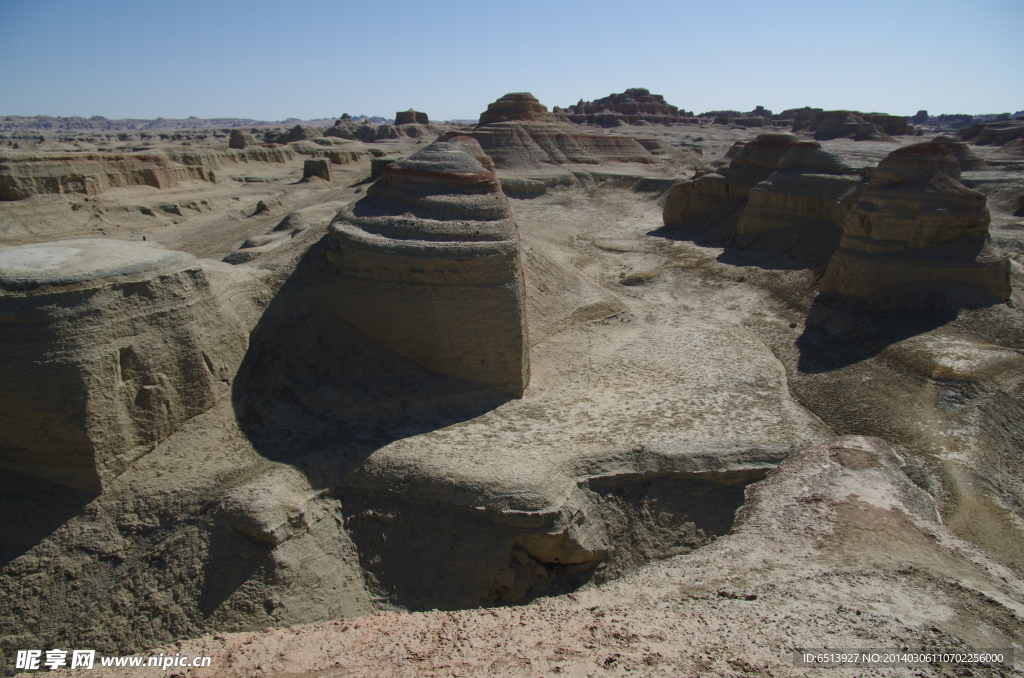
1;0;1021;121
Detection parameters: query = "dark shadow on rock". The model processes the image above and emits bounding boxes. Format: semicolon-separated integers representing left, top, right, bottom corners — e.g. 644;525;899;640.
647;217;838;272
0;471;93;566
796;283;1005;374
197;521;271;618
231;235;513;468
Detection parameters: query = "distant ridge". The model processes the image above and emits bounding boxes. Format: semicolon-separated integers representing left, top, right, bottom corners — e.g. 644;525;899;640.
0;115;393;132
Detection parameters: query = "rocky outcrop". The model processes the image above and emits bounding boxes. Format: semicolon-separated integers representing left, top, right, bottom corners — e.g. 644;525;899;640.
395;109;429;125
933;135;987;171
664;134;862;259
459;93;701;172
228;129;256;149
821;142;1010;301
0;239;249;492
958;121;1024;146
302;157;331;181
803;111;894;141
322;136;530;395
561;88;697;126
479;92;558;125
0;153;212;200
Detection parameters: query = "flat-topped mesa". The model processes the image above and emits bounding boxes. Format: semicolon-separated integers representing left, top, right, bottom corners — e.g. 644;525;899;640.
821;142;1011;301
0;153;212;200
324;135;529;395
464;93;701;171
395;109;429;125
800;110;911;141
562;88;698;126
665;133;852;225
0;239;249;492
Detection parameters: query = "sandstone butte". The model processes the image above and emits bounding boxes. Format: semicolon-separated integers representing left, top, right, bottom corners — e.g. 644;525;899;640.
821;141;1011;301
324;135;530;396
559;87;699;127
456;92;702;171
794;109;914;140
663;133;861;259
325;109;444;143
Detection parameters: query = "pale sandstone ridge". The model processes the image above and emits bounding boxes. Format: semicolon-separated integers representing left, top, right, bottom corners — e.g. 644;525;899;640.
560;87;698;127
0;153;212;200
462;93;701;171
324;135;530;395
0;239;249;492
821;142;1011;300
664;133;861;258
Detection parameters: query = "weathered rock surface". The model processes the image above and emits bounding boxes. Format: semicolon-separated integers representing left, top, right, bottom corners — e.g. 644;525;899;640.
0;239;249;492
821;142;1011;300
665;133;861;259
461;93;701;172
561;88;697;127
0;153;211;200
324;135;530;395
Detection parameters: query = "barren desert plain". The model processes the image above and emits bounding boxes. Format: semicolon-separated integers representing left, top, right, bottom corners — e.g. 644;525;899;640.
2;73;1024;678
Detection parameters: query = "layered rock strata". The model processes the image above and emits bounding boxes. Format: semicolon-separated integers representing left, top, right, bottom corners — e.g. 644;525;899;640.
461;93;700;171
0;153;212;200
665;133;861;255
561;88;697;127
0;239;249;492
323;136;530;395
821;142;1011;301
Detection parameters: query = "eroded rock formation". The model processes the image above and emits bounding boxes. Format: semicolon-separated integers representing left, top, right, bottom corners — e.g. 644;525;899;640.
821;142;1010;301
561;88;697;127
460;93;701;171
664;133;861;258
0;239;249;492
933;135;987;171
323;136;530;395
800;110;896;141
228;129;256;149
0;153;212;200
395;109;429;125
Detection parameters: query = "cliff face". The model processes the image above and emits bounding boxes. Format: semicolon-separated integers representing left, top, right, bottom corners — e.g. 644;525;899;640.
322;135;530;396
821;142;1010;301
0;240;250;492
0;153;212;200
